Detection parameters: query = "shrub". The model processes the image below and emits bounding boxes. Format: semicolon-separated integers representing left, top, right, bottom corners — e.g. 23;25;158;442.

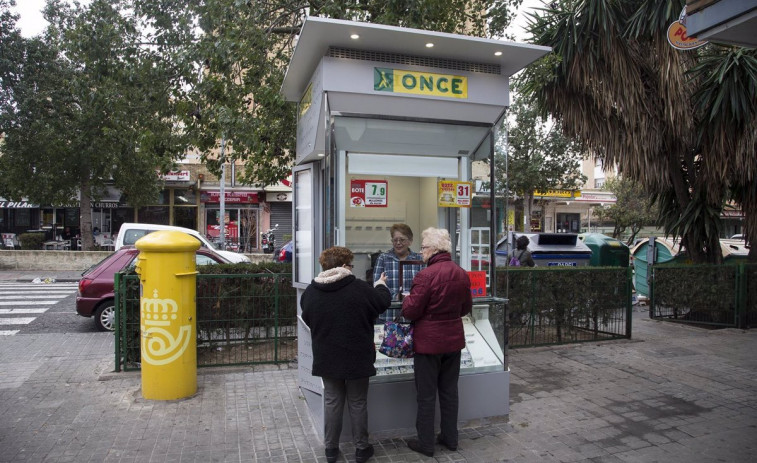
18;232;46;250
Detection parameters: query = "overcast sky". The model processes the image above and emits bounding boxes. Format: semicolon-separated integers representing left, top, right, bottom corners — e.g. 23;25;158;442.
11;0;48;38
12;0;542;40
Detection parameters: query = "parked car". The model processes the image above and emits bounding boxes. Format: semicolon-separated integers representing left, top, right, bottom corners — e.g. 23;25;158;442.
730;234;745;240
115;223;251;263
277;240;293;263
76;246;229;331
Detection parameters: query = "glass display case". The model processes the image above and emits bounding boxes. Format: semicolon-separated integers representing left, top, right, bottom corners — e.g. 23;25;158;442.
372;302;507;382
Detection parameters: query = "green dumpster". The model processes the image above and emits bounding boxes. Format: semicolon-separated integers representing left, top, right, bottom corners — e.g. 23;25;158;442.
630;237;688;297
580;233;630;267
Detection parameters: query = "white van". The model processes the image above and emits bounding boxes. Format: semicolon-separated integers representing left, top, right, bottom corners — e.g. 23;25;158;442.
115;223;251;263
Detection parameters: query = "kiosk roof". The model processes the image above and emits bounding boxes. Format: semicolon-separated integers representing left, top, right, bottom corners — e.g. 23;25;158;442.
281;17;551;101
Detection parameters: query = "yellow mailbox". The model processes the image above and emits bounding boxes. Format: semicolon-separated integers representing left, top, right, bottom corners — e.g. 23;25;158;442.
134;230;200;400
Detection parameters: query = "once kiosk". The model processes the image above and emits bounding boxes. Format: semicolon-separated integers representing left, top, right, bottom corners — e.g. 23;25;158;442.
281;17;550;440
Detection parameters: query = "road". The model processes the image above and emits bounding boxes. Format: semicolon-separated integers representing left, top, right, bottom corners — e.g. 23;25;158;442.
0;281;97;335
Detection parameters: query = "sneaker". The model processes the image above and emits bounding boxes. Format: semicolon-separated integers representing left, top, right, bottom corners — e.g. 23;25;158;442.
355;444;374;463
436;434;458;451
325;447;339;463
406;439;434;457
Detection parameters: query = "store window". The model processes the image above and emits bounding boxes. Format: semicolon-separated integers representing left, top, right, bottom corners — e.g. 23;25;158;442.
205;207;258;252
14;209;31;228
138;206;170;225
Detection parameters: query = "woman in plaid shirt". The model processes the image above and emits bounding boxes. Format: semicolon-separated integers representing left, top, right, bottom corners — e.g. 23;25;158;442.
373;224;425;322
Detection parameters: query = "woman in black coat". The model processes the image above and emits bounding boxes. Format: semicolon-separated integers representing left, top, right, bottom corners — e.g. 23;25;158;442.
301;246;390;463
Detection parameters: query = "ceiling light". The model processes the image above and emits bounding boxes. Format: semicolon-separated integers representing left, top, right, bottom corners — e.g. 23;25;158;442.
350;34;359;40
494;51;503;56
425;42;434;48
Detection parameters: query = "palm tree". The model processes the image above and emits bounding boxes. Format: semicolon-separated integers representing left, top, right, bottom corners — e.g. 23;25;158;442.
518;0;757;262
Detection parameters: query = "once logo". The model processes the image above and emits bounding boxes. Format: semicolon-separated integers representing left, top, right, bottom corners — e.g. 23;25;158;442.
374;67;468;99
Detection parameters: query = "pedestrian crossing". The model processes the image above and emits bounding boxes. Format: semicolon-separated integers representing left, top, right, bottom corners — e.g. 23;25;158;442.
0;282;78;335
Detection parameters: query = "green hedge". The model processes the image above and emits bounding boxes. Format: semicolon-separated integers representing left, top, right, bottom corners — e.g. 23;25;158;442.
119;262;296;369
497;266;631;346
18;232;46;250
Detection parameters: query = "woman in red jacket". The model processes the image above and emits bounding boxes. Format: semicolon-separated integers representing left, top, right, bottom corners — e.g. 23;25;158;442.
401;227;472;457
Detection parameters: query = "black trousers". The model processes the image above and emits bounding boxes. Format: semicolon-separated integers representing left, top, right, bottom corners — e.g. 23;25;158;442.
413;351;461;451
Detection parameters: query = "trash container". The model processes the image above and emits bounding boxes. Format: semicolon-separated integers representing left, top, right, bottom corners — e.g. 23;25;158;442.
630;237;684;297
580;233;630;267
721;239;749;265
529;233;592;266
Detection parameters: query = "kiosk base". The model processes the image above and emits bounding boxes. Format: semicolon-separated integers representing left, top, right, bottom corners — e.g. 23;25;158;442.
302;369;510;442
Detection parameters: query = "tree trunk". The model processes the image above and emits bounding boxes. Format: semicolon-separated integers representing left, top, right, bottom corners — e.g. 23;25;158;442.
79;180;95;251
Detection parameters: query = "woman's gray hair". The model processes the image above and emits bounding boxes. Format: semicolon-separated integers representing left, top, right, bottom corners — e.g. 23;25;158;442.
421;227;451;253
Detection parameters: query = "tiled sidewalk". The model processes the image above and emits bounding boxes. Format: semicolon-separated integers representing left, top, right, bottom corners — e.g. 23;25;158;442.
0;307;755;462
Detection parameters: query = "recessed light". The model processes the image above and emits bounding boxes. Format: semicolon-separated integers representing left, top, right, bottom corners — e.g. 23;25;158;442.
425;42;434;48
494;51;503;56
350;34;359;40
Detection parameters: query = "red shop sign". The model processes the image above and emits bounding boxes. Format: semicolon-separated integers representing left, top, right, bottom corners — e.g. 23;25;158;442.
201;191;259;204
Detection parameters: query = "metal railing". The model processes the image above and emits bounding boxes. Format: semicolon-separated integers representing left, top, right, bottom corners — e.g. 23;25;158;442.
115;266;637;369
498;267;633;348
115;272;297;371
650;263;757;329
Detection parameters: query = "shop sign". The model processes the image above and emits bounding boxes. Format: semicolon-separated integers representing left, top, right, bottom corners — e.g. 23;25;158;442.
533;189;581;199
468;271;487;297
438;181;472;208
350;180;388;207
574;193;616;203
667;7;708;50
201;191;259;204
92;202;120;208
158;170;191;182
0;200;36;208
374;67;468;99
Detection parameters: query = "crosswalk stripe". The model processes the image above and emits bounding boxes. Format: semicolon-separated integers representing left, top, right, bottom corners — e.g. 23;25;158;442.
0;293;73;298
0;285;78;289
0;283;79;335
0;308;48;314
0;317;36;325
0;301;60;306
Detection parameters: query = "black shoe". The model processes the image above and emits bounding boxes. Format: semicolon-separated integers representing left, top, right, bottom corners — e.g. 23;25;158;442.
355;444;374;463
436;434;458;451
407;439;434;457
325;447;339;463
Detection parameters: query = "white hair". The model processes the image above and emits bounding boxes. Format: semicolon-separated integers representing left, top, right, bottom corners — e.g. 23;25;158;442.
421;227;451;253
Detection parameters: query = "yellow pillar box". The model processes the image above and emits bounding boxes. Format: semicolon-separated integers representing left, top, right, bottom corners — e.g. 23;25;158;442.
134;230;200;400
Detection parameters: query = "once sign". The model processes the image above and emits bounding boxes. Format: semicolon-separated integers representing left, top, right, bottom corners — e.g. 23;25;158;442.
374;67;468;99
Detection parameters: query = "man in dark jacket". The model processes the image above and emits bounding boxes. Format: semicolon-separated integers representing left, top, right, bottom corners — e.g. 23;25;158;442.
301;246;391;463
402;227;472;457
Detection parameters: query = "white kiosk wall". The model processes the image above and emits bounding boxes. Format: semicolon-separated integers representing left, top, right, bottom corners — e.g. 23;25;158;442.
283;17;551;442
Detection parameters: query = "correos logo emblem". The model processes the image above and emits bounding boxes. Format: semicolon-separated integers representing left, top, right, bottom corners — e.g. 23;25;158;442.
374;67;468;99
140;289;192;365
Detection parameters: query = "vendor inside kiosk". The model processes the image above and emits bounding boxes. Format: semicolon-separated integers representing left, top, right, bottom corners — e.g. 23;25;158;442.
281;17;550;439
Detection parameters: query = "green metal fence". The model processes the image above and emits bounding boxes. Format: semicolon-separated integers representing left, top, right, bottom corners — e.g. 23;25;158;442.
115;272;298;371
650;263;757;329
115;266;635;368
497;267;633;348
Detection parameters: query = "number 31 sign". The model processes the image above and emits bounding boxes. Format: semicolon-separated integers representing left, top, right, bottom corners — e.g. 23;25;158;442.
438;180;472;208
350;180;388;207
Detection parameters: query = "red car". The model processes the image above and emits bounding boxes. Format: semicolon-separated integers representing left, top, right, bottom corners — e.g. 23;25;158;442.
76;246;229;331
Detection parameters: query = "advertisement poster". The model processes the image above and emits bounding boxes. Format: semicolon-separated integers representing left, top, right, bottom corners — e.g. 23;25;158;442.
350;180;388;207
468;271;487;297
438;181;472;208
